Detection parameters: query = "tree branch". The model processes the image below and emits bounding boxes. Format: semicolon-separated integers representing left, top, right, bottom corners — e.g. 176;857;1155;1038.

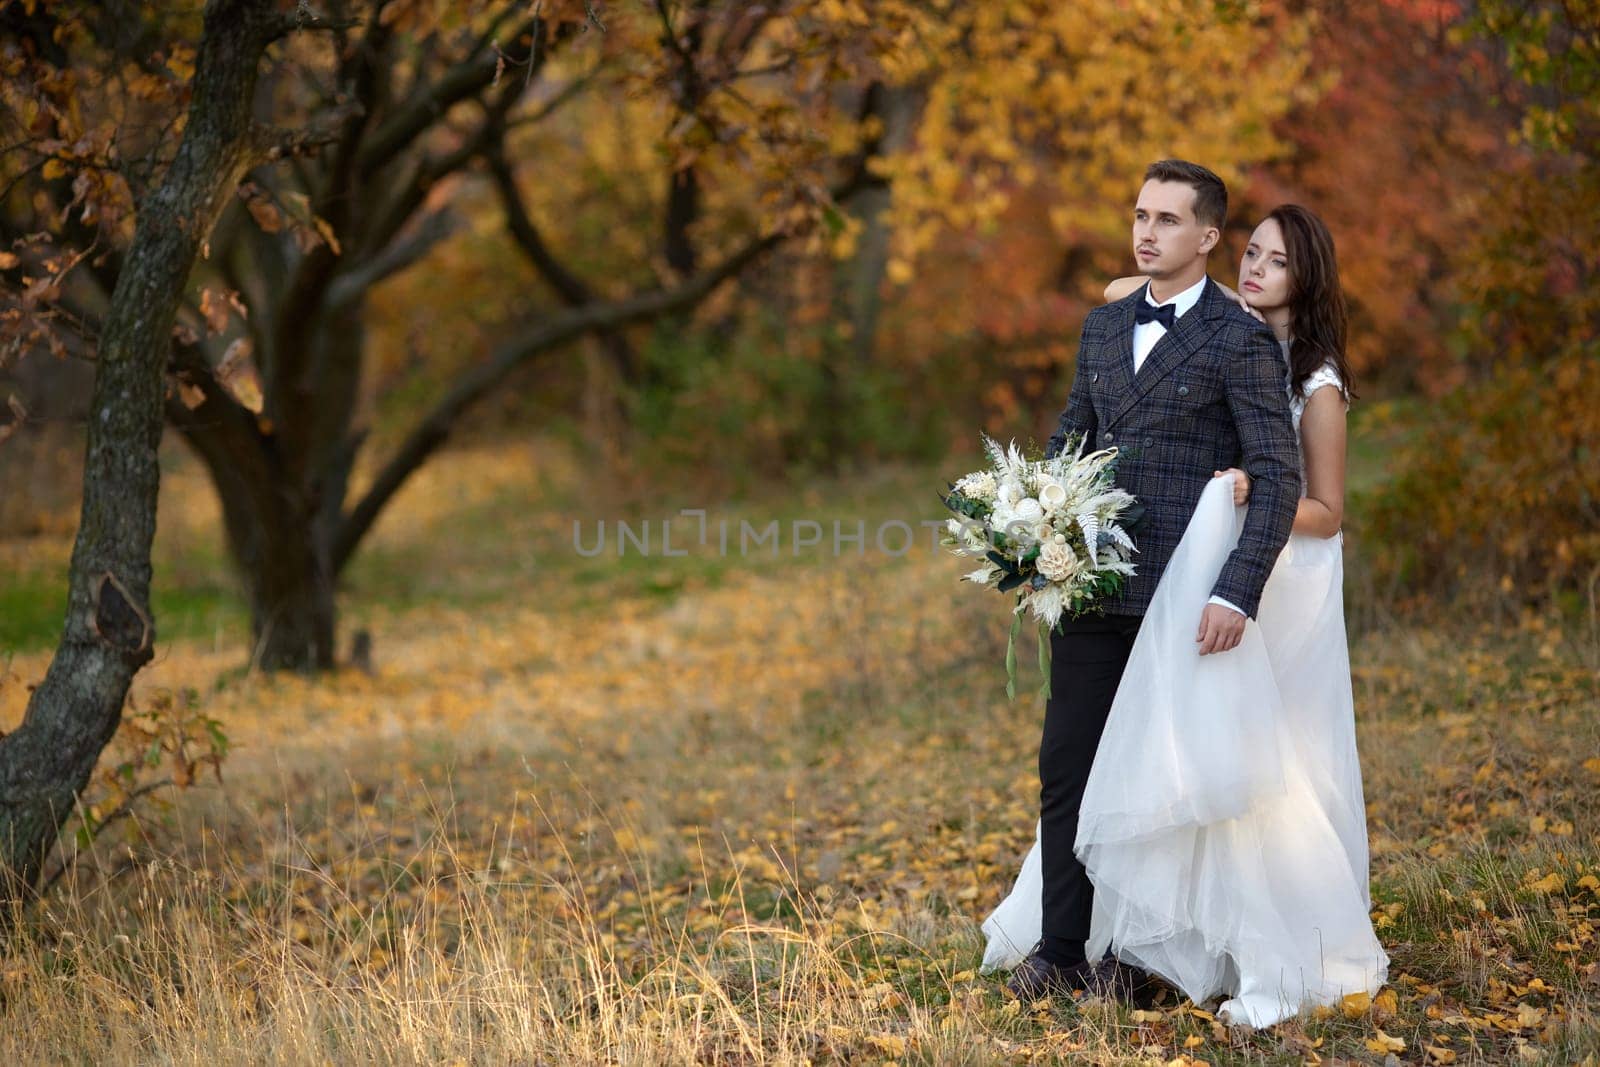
354;12;545;179
247;107;359;167
266;3;364;41
486;138;639;380
332;228;783;571
486;146;595;307
325;209;458;312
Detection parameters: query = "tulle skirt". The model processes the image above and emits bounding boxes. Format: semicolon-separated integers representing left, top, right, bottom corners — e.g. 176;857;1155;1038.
979;476;1388;1027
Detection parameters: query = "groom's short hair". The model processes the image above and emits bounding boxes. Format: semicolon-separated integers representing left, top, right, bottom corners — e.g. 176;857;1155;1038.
1144;159;1227;230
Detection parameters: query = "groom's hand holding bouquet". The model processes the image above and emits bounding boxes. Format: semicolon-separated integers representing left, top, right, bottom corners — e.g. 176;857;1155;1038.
940;433;1141;698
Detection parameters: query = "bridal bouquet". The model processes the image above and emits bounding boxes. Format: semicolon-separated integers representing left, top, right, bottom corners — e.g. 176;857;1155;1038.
941;434;1140;698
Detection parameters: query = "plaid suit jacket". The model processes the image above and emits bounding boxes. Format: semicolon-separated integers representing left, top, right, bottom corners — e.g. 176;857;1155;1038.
1045;277;1300;619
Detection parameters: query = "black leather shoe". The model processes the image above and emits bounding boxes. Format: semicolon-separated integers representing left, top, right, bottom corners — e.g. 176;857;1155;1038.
1006;952;1176;1006
1088;958;1173;1008
1004;953;1100;1000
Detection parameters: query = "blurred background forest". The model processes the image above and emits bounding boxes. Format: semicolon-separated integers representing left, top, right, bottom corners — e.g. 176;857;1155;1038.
1;0;1594;664
0;1;1598;1063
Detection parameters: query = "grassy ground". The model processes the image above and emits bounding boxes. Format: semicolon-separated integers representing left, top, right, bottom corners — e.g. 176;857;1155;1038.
0;431;1596;1064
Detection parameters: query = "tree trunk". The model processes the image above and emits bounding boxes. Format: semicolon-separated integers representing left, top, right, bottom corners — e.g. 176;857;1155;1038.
249;533;338;671
815;82;922;467
0;0;278;908
833;82;922;367
170;381;346;672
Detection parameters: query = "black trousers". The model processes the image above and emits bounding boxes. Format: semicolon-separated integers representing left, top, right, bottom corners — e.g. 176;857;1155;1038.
1039;611;1144;944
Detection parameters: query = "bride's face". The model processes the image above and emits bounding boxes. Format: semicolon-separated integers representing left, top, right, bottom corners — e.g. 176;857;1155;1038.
1237;218;1291;312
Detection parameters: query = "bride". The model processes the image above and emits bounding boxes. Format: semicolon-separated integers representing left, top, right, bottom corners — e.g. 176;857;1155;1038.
980;205;1389;1028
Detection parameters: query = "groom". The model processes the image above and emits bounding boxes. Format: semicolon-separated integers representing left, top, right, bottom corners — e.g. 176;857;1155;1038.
1009;159;1301;1001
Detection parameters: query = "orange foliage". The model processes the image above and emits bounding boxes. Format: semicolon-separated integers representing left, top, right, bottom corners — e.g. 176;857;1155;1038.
1246;0;1514;392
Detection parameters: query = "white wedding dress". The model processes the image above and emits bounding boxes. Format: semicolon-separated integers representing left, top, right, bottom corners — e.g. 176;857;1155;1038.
980;363;1388;1028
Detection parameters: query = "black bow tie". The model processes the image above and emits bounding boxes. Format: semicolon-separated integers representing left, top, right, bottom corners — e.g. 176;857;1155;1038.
1135;302;1177;330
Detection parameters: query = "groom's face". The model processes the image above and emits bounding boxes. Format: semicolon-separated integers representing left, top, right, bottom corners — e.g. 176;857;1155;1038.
1133;180;1219;280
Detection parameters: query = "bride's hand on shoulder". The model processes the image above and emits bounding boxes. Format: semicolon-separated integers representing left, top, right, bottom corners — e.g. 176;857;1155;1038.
1103;276;1145;303
1214;467;1251;506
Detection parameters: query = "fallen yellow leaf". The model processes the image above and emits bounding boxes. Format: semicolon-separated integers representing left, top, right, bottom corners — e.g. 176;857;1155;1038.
1365;1029;1406;1054
867;1033;907;1056
1341;990;1373;1017
1527;871;1565;894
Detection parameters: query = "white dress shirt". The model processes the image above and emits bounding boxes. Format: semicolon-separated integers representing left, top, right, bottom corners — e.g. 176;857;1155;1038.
1132;275;1207;375
1131;277;1248;619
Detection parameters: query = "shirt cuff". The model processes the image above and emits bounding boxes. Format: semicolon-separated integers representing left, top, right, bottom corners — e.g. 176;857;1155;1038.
1207;595;1246;616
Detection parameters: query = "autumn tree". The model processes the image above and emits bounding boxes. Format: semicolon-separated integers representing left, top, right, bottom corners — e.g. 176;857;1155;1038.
1456;0;1599;362
830;1;1318;431
4;1;891;670
0;0;348;909
1358;0;1600;606
1239;0;1515;391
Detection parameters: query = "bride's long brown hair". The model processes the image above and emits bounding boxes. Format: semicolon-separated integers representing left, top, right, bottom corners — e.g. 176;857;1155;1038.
1268;204;1355;401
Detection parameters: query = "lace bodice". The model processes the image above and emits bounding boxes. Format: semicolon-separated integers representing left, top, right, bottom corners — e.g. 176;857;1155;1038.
1283;342;1346;496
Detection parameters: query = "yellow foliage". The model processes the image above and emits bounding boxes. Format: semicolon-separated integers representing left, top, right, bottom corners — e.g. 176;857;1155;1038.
870;1;1314;267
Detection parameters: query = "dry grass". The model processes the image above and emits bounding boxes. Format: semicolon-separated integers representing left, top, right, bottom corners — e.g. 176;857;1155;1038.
1;442;1597;1064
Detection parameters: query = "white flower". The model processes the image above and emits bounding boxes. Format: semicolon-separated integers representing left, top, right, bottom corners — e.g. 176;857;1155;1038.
1012;498;1044;526
1032;522;1053;542
998;478;1023;505
1036;539;1079;582
1039;481;1068;512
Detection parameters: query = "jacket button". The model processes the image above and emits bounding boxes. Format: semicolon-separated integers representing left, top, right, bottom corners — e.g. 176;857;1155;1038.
1177;385;1189;396
1092;372;1100;383
1144;437;1154;448
1103;431;1114;443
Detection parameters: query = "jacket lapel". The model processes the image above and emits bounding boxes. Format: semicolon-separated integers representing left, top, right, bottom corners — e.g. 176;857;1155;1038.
1101;286;1141;402
1108;277;1225;429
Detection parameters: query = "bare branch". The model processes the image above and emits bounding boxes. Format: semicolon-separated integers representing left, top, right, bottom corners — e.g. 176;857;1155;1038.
325;209;458;311
486;138;639;380
486;146;594;307
247;100;363;167
355;13;546;178
332;229;783;571
266;2;365;41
